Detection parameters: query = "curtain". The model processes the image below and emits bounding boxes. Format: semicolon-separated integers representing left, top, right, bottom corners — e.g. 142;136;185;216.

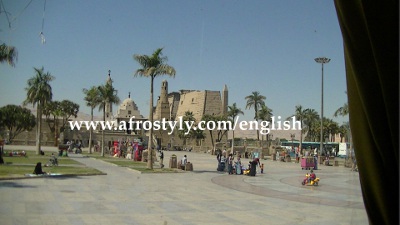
334;1;399;224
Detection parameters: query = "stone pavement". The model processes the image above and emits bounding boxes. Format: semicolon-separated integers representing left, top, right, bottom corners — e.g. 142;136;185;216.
0;146;368;225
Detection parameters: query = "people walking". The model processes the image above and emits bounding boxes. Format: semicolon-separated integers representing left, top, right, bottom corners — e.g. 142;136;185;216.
227;153;234;174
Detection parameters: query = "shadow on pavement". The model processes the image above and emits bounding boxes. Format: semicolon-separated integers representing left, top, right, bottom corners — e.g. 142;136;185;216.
0;181;37;188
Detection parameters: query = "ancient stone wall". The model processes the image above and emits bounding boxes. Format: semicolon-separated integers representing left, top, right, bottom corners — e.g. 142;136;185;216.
175;91;206;122
203;91;222;117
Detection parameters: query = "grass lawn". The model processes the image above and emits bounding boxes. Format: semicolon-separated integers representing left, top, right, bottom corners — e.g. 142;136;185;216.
0;154;104;179
0;165;105;178
2;155;83;165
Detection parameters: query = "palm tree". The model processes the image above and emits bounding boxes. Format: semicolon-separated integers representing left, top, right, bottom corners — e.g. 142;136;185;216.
227;103;244;154
178;111;196;148
334;103;349;117
258;104;273;145
324;118;339;142
190;129;206;147
0;43;17;67
245;91;266;140
83;86;101;154
23;67;54;154
97;82;120;157
288;105;307;153
133;48;176;169
303;108;320;142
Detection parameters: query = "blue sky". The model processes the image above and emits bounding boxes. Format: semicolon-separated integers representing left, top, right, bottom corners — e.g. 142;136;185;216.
0;0;348;125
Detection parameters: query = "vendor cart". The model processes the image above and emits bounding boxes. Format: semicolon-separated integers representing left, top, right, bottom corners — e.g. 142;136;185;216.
301;157;315;170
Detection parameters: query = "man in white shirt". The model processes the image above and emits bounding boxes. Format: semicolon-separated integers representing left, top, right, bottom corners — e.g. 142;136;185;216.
180;155;187;170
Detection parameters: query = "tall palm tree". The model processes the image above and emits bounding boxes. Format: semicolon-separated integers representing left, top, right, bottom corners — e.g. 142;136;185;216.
258;104;273;145
0;43;17;67
97;82;120;157
133;48;176;169
83;86;101;154
245;91;266;140
227;103;244;154
287;105;307;153
23;67;54;154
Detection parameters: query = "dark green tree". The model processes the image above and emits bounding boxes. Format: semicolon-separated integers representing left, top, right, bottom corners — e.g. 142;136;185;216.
0;43;17;67
43;100;79;146
178;111;196;148
0;105;36;143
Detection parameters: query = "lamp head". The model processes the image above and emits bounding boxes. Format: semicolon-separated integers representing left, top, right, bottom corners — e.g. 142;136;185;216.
314;57;331;64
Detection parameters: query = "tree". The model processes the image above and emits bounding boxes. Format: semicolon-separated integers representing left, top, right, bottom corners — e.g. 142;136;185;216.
190;128;206;146
133;48;176;169
97;82;120;157
324;118;339;143
0;43;17;67
43;100;79;146
83;86;101;154
0;105;36;143
303;108;320;142
227;103;244;154
245;91;266;140
23;67;54;155
177;111;196;148
258;104;273;145
334;103;349;117
199;114;229;154
214;114;230;143
287;105;307;153
202;114;217;154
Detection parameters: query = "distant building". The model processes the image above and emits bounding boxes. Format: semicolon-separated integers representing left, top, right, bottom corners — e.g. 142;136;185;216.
6;74;229;152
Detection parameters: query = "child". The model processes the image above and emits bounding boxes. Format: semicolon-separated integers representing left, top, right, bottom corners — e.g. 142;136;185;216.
308;170;316;183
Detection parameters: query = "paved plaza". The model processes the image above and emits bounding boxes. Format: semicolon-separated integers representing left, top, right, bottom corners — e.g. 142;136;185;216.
0;146;368;225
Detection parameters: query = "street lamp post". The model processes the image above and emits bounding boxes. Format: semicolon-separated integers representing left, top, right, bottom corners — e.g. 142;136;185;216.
314;57;330;156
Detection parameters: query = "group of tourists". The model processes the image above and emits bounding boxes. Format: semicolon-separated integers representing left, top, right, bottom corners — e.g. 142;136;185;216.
216;151;262;176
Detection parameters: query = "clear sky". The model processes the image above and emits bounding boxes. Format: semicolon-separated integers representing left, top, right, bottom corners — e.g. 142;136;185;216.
0;0;349;125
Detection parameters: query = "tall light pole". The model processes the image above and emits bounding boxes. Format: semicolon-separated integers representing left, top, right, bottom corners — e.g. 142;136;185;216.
314;57;330;156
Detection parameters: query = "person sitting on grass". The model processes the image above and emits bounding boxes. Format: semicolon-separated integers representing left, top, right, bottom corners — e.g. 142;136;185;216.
33;162;46;175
